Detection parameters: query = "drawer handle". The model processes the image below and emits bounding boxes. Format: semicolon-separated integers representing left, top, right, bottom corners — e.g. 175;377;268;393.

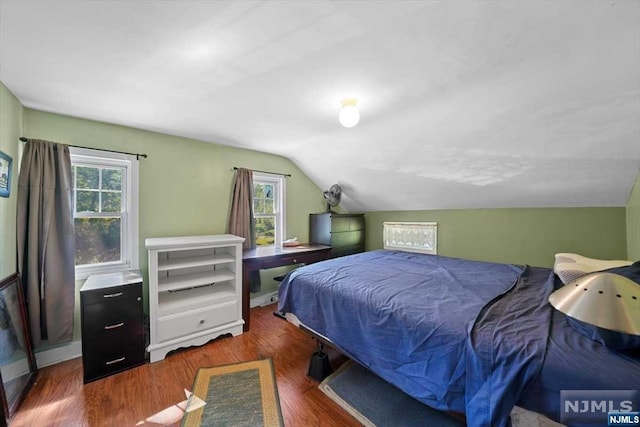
199;319;205;325
104;322;125;330
105;357;125;365
103;292;123;298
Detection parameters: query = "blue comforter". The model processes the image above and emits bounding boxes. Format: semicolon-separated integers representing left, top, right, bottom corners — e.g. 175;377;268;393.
278;251;640;425
277;250;553;426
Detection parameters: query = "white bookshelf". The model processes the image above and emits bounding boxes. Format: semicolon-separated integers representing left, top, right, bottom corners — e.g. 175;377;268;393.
145;234;245;362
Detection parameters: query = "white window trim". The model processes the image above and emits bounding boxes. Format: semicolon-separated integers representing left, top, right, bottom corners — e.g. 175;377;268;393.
70;147;139;279
252;171;286;247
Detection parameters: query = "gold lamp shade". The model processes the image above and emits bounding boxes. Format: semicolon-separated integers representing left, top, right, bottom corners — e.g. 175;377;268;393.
548;272;640;335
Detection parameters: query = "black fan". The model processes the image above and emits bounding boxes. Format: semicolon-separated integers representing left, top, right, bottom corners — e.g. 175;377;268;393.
323;184;342;212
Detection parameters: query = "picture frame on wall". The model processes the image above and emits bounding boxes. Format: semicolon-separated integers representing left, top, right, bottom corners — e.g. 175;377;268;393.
0;151;12;198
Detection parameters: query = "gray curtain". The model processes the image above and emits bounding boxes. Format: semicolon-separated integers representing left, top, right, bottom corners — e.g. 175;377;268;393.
228;168;256;250
228;168;261;292
16;139;75;347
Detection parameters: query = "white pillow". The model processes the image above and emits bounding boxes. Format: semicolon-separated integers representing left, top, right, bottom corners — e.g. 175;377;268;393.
553;253;632;285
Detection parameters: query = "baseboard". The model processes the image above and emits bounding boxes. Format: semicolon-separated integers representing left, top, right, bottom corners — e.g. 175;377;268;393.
250;291;278;308
35;340;82;368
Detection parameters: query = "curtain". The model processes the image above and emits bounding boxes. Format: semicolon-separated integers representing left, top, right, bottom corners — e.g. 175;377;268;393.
228;168;256;250
227;168;261;291
16;139;75;347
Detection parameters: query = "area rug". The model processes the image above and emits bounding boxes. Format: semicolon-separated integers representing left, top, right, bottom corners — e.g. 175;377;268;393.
182;358;284;427
319;360;465;427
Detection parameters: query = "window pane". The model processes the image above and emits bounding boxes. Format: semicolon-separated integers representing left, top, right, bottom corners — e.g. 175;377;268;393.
76;166;99;189
264;199;274;214
253;198;264;214
76;190;99;212
75;218;121;265
102;169;122;191
264;185;274;199
102;192;121;212
255;217;275;246
254;183;264;198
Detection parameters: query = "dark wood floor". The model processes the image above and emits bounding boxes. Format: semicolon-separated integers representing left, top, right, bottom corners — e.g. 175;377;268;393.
11;304;359;427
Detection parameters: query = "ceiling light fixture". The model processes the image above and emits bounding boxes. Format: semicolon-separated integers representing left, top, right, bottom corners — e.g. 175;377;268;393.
339;98;360;128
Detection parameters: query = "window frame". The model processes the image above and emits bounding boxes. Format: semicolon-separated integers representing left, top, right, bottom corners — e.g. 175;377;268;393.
70;147;139;279
383;222;438;255
252;172;285;247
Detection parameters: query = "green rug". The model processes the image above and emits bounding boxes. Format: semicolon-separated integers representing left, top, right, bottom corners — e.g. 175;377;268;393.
182;358;284;427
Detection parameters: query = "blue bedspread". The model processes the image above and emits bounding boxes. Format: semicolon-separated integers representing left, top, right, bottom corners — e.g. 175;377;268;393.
278;250;535;425
465;264;556;426
278;250;640;426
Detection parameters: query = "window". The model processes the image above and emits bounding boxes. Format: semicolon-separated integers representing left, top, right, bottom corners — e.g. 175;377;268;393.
253;172;285;247
70;147;139;279
383;222;437;254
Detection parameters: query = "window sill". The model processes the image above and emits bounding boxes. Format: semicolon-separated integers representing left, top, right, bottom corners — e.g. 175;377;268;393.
75;263;139;281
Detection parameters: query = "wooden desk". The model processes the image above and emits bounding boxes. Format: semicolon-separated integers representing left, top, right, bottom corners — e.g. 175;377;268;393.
242;244;331;331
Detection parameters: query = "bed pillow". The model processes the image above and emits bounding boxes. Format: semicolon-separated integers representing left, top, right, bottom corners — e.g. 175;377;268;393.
553;253;632;285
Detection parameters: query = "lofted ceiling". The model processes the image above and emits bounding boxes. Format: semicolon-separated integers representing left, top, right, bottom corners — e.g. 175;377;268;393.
1;0;639;212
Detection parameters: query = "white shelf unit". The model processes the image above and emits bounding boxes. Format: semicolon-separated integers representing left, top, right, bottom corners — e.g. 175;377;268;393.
146;234;245;362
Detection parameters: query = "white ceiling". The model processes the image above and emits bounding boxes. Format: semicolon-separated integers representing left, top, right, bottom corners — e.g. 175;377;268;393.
1;1;639;211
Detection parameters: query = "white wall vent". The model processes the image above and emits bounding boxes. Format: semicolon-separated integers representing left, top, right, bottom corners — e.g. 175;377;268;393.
383;222;437;255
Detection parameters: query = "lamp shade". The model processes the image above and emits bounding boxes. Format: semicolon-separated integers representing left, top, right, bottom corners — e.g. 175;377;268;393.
339;98;359;128
548;272;640;335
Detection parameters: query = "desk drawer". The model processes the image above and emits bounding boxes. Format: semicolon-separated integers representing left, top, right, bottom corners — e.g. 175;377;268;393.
255;250;329;269
157;301;238;342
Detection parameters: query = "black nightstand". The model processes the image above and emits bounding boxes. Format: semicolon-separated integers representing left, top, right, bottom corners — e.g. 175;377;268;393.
80;271;145;383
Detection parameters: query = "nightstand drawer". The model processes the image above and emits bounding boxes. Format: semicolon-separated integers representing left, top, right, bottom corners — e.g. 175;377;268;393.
82;300;143;339
81;283;142;305
83;333;145;382
157;301;237;342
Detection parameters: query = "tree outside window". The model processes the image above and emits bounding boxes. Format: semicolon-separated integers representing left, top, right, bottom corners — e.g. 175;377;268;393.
254;182;275;246
73;165;124;265
252;172;285;247
70;147;139;279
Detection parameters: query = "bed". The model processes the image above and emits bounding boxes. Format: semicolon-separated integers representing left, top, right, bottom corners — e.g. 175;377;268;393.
277;250;640;427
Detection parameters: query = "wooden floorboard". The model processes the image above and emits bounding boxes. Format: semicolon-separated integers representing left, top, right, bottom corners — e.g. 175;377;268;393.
10;304;358;427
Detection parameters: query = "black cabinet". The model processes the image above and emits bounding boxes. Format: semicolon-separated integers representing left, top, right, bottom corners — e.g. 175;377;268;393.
80;271;145;383
310;213;365;258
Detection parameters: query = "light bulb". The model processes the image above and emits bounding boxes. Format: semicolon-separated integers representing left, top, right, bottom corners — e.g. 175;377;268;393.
339;99;360;128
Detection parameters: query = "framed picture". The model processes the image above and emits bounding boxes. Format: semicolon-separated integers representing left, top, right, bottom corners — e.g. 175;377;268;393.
0;151;12;198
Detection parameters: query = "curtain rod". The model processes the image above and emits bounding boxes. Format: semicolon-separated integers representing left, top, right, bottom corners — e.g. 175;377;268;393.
20;137;148;160
233;166;291;177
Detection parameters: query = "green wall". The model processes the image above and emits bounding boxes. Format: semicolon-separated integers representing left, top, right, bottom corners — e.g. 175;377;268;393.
23;108;326;340
627;170;640;261
366;207;627;268
24;109;325;246
0;82;23;279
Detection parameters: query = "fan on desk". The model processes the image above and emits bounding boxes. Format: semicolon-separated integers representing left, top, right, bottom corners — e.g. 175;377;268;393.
323;184;342;213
